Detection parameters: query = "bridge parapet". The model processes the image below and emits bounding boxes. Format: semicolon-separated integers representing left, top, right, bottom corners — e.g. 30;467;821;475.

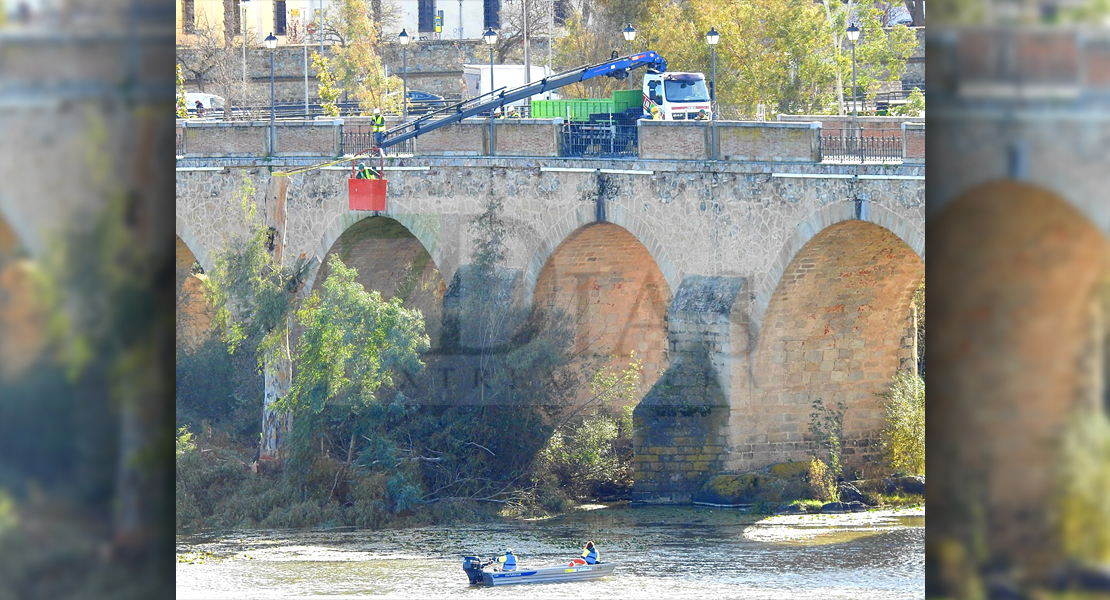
179;119;342;158
176;118;924;163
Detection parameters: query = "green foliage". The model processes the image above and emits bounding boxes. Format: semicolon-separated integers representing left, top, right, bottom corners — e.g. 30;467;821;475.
556;0;915;117
879;370;925;476
913;279;924;376
204;173;305;369
312;51;342;117
808;397;845;501
807;456;836;502
1055;409;1110;564
176;426;196;457
330;0;403;115
534;354;643;500
283;253;428;415
175;334;262;444
176;63;189;118
890;87;925;117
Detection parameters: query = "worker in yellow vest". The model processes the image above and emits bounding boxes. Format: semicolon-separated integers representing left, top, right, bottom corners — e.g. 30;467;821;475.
371;108;386;143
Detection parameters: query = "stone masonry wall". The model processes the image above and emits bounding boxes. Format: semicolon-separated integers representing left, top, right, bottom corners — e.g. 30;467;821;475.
411;120;486;155
632;276;745;501
734;220;923;475
638;121;709;160
182;120;341;157
492;120;560;157
903;123;923;164
532;223;670;408
716;122;819;162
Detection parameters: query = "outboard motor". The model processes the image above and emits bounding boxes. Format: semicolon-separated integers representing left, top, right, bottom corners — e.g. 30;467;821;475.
462;556;486;585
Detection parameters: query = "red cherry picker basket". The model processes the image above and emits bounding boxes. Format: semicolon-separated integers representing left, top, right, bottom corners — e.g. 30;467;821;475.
347;146;387;212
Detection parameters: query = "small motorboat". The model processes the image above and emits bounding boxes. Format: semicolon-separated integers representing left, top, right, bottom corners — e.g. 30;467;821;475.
462;555;617;586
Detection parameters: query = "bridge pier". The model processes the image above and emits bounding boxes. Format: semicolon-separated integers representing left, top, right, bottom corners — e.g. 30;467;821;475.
632;276;750;503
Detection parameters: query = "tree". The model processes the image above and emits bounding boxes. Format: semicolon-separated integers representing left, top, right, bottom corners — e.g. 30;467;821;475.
635;0;838;116
177;16;274;120
313;51;342;117
205;174;311;464
903;0;924;26
177;63;189;118
279;254;428;496
329;0;403;115
879;370;924;476
822;0;917;116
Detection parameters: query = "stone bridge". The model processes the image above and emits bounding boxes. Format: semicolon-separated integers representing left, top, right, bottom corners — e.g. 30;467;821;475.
928;26;1110;585
174;118;924;502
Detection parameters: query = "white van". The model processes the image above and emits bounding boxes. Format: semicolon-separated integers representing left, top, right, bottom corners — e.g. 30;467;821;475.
463;64;558;108
642;72;712;120
184;92;225;115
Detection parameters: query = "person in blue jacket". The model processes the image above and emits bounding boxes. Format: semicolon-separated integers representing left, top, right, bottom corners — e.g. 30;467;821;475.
492;548;517;571
581;540;598;564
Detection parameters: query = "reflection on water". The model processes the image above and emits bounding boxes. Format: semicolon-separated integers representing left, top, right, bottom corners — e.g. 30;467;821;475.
177;505;924;599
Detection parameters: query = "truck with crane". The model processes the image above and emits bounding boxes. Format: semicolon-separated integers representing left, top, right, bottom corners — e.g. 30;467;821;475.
338;50;707;210
370;49;708;151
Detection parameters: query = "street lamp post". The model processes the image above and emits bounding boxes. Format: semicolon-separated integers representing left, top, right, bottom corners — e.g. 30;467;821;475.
241;0;250;89
303;0;309;117
706;26;719;161
265;32;278;155
847;23;859;123
623;23;636;90
484;28;498;156
399;29;410;122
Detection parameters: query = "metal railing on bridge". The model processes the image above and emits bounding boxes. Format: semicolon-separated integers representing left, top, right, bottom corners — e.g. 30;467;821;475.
559;123;638;158
340;129;414;157
820;129;902;163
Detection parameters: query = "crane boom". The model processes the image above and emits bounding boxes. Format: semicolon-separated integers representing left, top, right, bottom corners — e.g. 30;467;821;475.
374;51;668;150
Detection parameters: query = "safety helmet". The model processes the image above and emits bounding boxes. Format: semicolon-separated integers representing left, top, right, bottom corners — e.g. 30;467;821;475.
357;163;366;169
651;105;659;113
373;108;381;115
506;548;513;553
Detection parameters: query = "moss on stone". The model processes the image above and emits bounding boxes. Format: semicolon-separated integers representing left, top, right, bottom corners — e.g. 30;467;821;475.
771;461;809;478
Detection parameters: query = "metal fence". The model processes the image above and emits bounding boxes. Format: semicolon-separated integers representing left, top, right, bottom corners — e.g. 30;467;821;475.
820;129;902;163
176;130;184;155
340;129;414;156
559;123;638;158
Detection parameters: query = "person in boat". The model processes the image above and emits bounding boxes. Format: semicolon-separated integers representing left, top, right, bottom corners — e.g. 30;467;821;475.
569;540;598;566
492;548;517;571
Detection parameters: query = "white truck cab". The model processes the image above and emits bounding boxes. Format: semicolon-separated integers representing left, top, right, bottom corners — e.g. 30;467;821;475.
642;72;712;120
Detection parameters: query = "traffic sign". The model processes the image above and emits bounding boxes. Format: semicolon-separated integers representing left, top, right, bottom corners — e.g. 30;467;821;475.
307;22;318;34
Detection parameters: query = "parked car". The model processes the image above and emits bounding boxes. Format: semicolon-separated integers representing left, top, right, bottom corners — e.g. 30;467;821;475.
184;92;225;116
405;90;448;114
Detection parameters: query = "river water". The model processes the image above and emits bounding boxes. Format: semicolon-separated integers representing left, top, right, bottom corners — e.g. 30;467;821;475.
176;504;924;599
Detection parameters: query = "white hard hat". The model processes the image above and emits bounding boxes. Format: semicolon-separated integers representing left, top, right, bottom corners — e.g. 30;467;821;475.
506;548;513;553
373;108;381;114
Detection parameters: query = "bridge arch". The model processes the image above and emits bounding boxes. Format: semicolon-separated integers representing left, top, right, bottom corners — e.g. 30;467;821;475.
753;200;924;335
523;204;679;308
731;215;924;472
531;221;672;408
308;214;447;349
307;206;448;294
930;180;1110;573
175;219;212;275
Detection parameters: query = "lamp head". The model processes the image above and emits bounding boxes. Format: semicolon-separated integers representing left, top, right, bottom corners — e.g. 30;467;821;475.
706;27;719;46
264;32;278;50
399;28;410;45
846;23;860;42
623;23;636;43
483;28;498;46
